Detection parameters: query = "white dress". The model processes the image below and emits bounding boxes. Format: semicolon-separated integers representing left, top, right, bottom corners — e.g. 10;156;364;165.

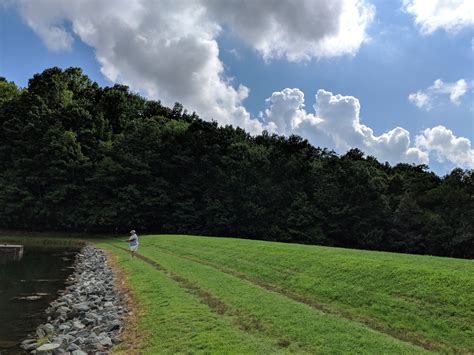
129;234;139;251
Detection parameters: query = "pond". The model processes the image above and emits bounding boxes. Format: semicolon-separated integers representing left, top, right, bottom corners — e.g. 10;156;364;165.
0;245;79;353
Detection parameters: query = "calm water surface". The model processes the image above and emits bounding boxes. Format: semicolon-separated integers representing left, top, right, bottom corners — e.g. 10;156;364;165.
0;246;78;353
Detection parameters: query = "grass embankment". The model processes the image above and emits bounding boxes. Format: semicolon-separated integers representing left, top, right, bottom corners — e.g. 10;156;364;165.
97;235;473;354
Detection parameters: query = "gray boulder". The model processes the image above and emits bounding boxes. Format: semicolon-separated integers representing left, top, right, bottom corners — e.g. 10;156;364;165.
36;342;61;352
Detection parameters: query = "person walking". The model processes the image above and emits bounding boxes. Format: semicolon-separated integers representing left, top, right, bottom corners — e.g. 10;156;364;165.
126;230;139;258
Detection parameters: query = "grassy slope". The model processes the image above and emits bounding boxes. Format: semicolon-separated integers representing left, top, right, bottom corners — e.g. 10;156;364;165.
140;235;473;353
97;235;473;354
105;247;283;354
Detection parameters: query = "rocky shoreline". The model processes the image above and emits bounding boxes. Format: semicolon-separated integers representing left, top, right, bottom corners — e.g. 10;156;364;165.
21;246;124;354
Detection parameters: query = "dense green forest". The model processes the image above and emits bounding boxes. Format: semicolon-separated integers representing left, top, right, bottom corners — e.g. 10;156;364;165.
0;68;472;258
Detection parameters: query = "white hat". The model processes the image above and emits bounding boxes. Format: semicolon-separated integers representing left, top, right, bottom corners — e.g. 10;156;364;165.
130;230;136;234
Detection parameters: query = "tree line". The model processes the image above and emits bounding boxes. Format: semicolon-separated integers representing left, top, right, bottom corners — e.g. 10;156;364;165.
0;68;472;258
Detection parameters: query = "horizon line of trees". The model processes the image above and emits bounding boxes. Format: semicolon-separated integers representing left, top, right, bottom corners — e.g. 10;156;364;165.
0;67;472;258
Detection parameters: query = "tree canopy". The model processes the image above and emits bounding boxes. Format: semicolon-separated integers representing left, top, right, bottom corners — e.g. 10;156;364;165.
1;67;472;258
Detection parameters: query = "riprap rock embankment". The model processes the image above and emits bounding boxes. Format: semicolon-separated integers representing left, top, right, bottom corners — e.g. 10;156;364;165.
21;246;124;354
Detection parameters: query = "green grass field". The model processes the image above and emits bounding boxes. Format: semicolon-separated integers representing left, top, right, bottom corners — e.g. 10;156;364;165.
96;235;473;354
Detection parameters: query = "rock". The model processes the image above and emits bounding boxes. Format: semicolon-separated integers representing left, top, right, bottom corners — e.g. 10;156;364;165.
71;337;85;345
36;327;46;339
72;303;90;312
99;336;112;347
82;317;95;326
51;335;68;348
74;329;90;338
20;339;37;351
58;324;70;332
72;321;85;330
84;333;98;344
55;306;71;316
42;323;55;335
71;350;87;355
58;318;68;326
67;343;80;351
106;320;121;332
36;343;61;352
92;325;106;335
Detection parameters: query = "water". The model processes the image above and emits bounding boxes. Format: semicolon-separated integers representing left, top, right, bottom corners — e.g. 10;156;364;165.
0;246;78;353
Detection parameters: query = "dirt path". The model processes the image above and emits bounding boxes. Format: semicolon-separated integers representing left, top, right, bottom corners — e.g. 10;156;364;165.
103;249;143;355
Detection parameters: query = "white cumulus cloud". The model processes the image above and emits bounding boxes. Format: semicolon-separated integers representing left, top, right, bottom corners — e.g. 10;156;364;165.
408;79;469;110
404;0;474;35
262;88;429;165
10;0;373;134
408;91;432;110
204;0;375;61
13;0;267;133
263;88;474;169
432;79;469;104
415;126;474;168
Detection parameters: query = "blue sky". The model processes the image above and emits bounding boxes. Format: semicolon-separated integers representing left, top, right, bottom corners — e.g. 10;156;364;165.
0;7;107;87
1;0;473;174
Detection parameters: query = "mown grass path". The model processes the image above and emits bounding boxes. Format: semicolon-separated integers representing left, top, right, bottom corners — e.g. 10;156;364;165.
96;235;473;354
102;245;282;354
